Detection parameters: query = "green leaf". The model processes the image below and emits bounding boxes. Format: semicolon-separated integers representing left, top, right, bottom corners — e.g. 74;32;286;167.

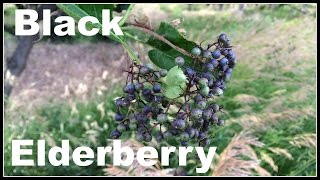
163;66;187;99
77;4;115;22
57;4;97;24
147;22;196;52
165;66;187;85
148;49;176;70
57;4;140;63
164;86;183;99
146;22;201;71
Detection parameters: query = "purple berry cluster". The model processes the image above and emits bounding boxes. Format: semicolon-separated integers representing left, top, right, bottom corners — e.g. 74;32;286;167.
110;33;237;147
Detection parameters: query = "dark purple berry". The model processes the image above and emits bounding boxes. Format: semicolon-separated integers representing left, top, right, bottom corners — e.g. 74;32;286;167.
194;95;203;102
125;93;136;101
185;67;196;77
186;127;196;138
181;141;189;146
156;132;164;142
212;49;221;59
172;119;186;130
142;89;151;96
115;112;124;121
219;58;229;67
110;130;121;139
115;98;123;107
142;105;152;114
210;59;219;67
204;63;214;72
140;66;150;75
123;83;135;94
197;100;207;110
137;113;148;123
221;48;229;56
135;132;145;141
191;108;203;119
144;132;152;142
177;112;187;119
211;115;219;124
135;83;144;91
198;131;206;140
153;83;161;93
202;108;213;120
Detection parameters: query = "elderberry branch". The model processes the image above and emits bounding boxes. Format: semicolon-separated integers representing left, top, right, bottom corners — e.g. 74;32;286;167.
122;24;206;62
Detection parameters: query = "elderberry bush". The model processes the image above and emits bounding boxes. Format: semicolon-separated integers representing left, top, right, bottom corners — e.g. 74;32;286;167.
110;33;237;147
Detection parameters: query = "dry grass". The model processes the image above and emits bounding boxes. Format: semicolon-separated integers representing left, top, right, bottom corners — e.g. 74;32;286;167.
212;132;270;176
289;133;317;149
8;42;131;112
229;108;314;132
103;139;176;176
233;94;260;105
261;152;278;172
236;15;316;73
289;84;316;103
268;147;294;160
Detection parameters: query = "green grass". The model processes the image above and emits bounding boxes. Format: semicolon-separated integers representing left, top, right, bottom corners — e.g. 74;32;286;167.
4;89;129;176
172;4;316;176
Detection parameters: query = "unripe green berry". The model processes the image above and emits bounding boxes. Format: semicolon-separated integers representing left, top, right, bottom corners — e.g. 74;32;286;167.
191;47;201;56
175;56;185;67
159;69;168;77
157;113;168;123
198;78;208;87
129;123;137;130
117;123;127;132
200;86;210;97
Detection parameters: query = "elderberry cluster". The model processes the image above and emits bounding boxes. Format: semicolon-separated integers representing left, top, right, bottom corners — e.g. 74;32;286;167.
110;33;237;147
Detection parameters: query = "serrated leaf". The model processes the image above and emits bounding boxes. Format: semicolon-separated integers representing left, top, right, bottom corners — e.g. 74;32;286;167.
164;86;183;99
163;66;187;99
165;66;187;86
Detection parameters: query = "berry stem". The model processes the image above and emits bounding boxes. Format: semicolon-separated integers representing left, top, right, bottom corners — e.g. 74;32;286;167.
148;123;160;132
118;4;135;27
207;42;219;50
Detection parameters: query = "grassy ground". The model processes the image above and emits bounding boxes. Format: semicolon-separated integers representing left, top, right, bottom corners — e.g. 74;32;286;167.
4;5;316;176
